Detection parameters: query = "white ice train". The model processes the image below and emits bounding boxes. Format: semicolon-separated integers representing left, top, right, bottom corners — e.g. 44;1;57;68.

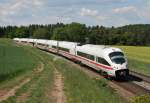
13;38;129;78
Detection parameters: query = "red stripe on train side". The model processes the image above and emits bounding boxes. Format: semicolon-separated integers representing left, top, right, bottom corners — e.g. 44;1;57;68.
47;47;113;70
76;55;113;70
57;49;113;70
48;48;57;52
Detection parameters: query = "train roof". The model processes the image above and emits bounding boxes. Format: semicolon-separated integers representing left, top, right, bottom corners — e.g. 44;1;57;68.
45;40;57;46
76;44;123;57
13;38;19;41
58;41;78;49
19;38;29;42
13;38;123;57
36;39;48;44
28;39;37;42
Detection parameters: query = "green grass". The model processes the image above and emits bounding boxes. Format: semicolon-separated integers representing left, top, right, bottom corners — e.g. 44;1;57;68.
2;51;54;103
0;39;38;82
0;39;54;103
131;94;150;103
52;57;125;103
116;46;150;75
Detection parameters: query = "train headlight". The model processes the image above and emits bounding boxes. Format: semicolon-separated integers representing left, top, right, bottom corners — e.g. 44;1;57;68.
113;66;118;69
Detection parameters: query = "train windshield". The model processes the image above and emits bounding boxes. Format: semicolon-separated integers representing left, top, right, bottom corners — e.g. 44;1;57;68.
109;52;125;64
109;52;124;57
111;57;125;64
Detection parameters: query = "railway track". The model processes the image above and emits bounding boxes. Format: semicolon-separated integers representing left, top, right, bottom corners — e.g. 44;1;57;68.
130;71;150;83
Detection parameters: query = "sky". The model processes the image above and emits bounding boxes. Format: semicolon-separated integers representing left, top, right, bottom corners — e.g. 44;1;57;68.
0;0;150;27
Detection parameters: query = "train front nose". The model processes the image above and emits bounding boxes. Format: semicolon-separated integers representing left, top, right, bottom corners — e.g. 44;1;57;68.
113;63;127;70
114;64;129;78
115;69;129;78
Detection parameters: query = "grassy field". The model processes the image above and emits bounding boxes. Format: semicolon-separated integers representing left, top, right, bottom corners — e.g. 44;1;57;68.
0;39;54;103
0;39;38;82
116;46;150;76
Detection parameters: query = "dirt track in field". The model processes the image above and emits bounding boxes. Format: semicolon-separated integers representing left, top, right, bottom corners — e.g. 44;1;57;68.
0;63;44;102
51;68;67;103
52;57;67;103
0;78;31;102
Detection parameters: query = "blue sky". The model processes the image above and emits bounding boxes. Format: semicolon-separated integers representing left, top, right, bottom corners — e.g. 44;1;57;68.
0;0;150;27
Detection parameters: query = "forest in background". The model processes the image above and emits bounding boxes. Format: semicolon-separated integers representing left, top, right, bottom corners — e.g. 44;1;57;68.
0;22;150;46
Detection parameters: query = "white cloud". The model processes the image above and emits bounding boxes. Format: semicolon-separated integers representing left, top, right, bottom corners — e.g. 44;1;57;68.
80;8;98;16
33;0;44;6
113;6;137;13
0;0;28;17
96;16;107;21
143;12;150;18
80;8;108;21
0;0;45;25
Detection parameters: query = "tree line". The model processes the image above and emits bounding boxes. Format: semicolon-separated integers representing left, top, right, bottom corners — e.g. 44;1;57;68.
0;22;150;46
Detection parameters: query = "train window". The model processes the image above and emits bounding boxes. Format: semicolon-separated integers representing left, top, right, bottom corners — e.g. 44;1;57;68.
38;43;45;46
52;45;57;48
109;52;124;58
77;51;86;57
77;51;95;61
97;57;110;66
87;54;95;61
59;47;69;52
111;57;125;64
